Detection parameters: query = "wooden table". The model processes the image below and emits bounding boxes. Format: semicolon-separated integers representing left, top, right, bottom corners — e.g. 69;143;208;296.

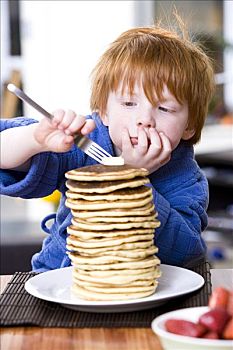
0;275;162;350
1;269;232;350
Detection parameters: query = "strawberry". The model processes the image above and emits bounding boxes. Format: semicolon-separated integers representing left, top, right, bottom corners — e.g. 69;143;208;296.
202;331;219;339
199;309;230;334
223;317;233;340
209;287;230;310
227;291;233;316
165;319;206;337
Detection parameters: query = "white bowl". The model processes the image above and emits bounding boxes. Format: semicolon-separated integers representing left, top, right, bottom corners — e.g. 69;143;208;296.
151;306;233;350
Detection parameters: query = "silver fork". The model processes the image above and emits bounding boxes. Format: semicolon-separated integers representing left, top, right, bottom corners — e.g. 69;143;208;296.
7;84;112;164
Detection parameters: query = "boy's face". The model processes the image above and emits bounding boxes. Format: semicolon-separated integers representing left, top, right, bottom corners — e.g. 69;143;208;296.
102;80;194;153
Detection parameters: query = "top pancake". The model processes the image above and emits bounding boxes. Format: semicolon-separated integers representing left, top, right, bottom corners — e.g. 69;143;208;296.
65;164;148;181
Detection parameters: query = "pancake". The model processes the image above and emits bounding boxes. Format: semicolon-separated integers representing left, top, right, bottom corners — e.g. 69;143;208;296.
75;278;156;288
66;240;154;254
71;213;156;223
69;253;160;270
66;186;152;200
71;218;159;231
71;254;144;264
71;284;158;301
67;233;154;249
84;215;157;222
75;266;156;277
65;194;153;210
71;203;155;218
76;266;157;277
66;177;150;194
73;272;157;286
65;163;161;301
67;225;155;239
65;164;149;181
68;246;158;259
73;283;156;294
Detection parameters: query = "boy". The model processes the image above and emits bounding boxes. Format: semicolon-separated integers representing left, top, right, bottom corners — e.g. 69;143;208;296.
0;25;215;271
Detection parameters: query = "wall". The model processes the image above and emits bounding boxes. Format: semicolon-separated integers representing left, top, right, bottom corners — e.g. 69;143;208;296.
223;0;233;110
20;0;136;118
1;0;138;221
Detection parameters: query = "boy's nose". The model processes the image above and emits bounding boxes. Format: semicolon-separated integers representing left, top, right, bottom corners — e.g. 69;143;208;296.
136;113;155;128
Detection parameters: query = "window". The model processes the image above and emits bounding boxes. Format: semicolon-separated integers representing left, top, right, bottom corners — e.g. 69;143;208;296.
153;1;228;123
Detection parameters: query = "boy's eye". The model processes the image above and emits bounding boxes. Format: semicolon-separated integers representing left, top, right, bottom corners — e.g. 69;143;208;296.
158;106;169;112
123;101;137;107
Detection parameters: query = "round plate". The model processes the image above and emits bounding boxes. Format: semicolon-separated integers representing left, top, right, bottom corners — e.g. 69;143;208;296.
25;264;204;313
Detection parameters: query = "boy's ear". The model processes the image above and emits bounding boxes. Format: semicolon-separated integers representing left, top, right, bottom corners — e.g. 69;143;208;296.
182;126;195;140
102;114;109;126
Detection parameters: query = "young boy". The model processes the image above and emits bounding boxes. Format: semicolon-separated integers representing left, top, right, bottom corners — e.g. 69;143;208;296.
0;25;215;272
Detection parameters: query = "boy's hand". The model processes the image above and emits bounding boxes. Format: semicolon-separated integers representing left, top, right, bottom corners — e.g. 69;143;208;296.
121;127;172;174
34;109;96;153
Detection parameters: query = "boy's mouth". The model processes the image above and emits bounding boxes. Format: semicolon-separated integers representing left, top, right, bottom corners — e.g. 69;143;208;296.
130;137;138;145
130;137;151;147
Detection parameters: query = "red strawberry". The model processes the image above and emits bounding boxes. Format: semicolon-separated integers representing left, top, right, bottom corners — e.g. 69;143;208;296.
223;317;233;340
202;331;219;339
199;309;230;334
209;287;230;310
165;319;206;337
227;291;233;316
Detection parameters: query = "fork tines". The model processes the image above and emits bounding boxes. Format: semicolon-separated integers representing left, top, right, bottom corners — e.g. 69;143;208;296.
86;142;112;164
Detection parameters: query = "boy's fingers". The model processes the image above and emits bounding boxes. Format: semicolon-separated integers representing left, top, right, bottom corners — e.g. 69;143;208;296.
149;128;161;149
41;109;95;140
64;114;86;135
137;127;149;154
63;134;75;145
160;132;172;154
58;109;77;131
51;109;65;126
157;132;172;164
39;117;54;130
80;119;96;135
148;128;162;157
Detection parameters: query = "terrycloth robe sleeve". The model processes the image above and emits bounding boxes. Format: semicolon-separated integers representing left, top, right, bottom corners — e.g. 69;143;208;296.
0;117;85;198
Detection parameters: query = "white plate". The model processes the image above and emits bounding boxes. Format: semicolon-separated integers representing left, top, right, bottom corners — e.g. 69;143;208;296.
25;264;204;313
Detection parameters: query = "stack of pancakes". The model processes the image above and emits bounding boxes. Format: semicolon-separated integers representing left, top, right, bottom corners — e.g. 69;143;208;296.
65;164;161;301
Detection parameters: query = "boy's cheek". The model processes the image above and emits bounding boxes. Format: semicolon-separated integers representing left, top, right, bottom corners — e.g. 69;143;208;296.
108;127;121;148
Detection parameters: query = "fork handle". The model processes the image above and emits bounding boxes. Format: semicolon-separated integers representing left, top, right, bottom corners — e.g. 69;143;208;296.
73;134;86;147
7;84;53;120
7;84;86;147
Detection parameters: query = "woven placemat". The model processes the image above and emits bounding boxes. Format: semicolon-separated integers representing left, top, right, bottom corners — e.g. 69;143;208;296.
0;261;212;328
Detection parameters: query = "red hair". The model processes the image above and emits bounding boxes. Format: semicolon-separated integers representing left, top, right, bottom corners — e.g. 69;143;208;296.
90;25;215;144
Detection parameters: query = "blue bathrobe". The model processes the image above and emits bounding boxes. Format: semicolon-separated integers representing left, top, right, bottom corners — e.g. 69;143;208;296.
0;113;208;271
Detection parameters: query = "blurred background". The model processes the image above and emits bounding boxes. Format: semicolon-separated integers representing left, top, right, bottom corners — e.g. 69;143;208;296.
1;0;233;273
